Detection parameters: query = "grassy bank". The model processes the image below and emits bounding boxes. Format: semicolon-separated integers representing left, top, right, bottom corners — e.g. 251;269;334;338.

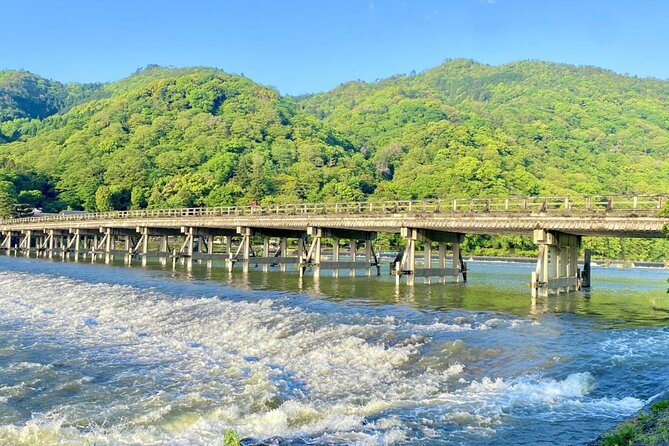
597;400;669;445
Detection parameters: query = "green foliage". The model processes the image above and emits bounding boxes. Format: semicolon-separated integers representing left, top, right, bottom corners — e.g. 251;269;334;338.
652;400;669;414
223;429;241;446
0;67;366;211
95;185;130;211
0;180;18;218
17;189;43;207
0;70;105;125
601;422;639;446
600;400;669;446
300;59;669;198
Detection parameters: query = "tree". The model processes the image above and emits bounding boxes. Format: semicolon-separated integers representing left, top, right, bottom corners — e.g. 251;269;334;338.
0;181;18;218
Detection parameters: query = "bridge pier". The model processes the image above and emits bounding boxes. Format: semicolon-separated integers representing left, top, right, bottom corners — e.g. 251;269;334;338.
394;228;465;286
303;227;379;277
581;249;592;288
1;231;14;254
177;227;236;271
19;230;33;257
531;230;580;297
227;228;304;273
133;227;182;267
68;228;99;262
95;228;137;265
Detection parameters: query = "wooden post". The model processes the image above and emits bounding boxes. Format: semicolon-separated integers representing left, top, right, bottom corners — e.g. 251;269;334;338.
424;240;432;284
558;245;568;293
280;237;287;272
91;234;98;262
241;228;251;273
297;236;305;277
124;235;132;265
332;237;340;278
365;238;373;277
531;244;548;298
226;236;235;272
438;242;446;284
48;230;55;259
406;238;416;286
313;232;322;278
581;249;591;288
350;239;357;277
61;234;69;260
160;235;168;266
207;236;214;268
452;240;461;282
73;230;80;262
263;237;270;272
141;229;149;266
187;233;195;271
105;232;112;264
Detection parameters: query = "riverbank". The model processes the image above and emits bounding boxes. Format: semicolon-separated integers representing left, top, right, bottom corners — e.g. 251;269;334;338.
464;255;667;269
592;397;669;445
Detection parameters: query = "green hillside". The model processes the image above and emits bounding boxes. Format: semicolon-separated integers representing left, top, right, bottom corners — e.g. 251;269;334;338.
0;70;106;126
299;59;669;198
0;66;370;213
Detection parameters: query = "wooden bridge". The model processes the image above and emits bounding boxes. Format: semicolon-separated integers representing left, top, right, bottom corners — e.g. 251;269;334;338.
1;194;667;296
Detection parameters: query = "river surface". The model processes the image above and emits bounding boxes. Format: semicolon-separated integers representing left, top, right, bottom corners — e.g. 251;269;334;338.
1;255;669;445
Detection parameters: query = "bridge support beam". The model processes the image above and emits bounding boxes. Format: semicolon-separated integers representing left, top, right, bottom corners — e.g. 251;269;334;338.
19;230;33;257
531;230;580;297
176;227;237;270
96;228;137;264
1;231;15;253
225;228;305;273
394;228;465;286
68;228;99;262
303;227;379;277
581;249;592;288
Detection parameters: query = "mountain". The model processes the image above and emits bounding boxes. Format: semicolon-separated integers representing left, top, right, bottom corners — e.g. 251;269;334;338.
298;59;669;198
0;66;368;212
0;70;106;125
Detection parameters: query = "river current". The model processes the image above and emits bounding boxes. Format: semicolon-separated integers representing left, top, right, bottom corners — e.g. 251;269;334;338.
1;256;668;445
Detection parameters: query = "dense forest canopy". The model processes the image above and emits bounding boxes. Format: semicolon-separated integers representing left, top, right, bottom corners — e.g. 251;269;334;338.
1;60;668;259
299;59;669;198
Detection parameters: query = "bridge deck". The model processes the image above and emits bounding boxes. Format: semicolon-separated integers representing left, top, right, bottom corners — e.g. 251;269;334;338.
1;194;667;238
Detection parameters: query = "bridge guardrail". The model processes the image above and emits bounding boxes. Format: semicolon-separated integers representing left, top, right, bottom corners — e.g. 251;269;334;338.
1;194;667;225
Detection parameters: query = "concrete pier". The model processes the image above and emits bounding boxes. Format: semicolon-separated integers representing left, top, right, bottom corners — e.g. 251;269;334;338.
531;230;580;297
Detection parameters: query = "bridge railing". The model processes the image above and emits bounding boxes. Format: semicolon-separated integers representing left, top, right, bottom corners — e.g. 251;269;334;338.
1;194;667;225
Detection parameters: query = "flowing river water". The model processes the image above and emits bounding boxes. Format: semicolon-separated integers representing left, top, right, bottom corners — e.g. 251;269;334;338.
1;255;669;445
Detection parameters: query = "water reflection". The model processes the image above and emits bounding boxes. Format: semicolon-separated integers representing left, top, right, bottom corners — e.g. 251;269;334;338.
87;256;669;328
2;254;669;328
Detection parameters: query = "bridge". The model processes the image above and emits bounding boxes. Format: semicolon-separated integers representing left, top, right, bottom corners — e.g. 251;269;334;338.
1;194;667;297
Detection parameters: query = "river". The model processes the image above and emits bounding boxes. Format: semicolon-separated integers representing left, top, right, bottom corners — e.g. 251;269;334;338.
1;256;668;445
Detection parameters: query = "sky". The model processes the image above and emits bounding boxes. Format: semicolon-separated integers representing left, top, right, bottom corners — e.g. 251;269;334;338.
1;0;668;95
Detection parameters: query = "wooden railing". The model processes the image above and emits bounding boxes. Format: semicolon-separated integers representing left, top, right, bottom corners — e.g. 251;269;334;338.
1;194;667;225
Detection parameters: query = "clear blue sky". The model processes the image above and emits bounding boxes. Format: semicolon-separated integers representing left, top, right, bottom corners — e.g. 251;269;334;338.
1;0;668;95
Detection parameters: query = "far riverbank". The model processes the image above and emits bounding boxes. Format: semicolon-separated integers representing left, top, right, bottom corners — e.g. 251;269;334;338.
465;255;667;269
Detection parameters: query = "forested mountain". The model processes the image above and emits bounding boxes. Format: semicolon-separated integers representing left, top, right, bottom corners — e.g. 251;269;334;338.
299;59;669;198
0;60;668;258
0;71;106;128
0;66;368;213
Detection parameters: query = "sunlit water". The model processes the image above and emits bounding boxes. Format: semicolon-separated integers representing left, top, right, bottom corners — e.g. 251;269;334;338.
1;255;669;445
